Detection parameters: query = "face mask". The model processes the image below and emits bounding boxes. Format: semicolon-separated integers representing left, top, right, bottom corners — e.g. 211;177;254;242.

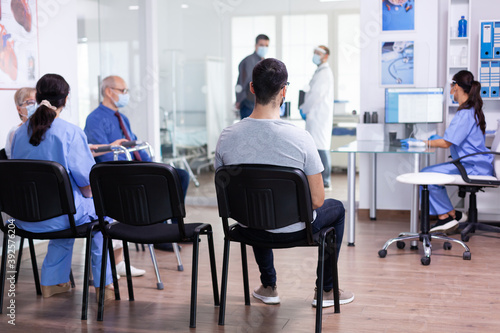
26;103;37;118
256;46;268;58
312;54;322;66
114;93;130;108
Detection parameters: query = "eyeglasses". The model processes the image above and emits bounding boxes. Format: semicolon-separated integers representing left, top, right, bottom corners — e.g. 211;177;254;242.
111;87;129;94
19;99;36;107
450;81;457;88
282;82;290;89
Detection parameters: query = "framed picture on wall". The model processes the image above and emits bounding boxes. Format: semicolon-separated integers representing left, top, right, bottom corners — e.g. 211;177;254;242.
0;0;39;89
380;41;414;86
382;0;415;32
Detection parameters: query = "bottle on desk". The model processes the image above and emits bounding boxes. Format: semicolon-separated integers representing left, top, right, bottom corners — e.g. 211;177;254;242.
363;112;371;123
371;112;378;124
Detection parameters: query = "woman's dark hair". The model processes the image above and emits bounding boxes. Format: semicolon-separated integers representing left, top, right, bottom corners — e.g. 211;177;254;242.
29;74;69;146
252;58;288;106
452;70;486;134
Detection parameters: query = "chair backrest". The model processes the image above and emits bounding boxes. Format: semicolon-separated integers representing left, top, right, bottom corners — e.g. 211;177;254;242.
215;164;314;235
491;125;500;178
0;160;76;224
0;149;7;160
90;161;185;227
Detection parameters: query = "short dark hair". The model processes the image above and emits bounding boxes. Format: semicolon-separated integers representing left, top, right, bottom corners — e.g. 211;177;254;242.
318;45;330;55
255;34;270;44
252;58;288;106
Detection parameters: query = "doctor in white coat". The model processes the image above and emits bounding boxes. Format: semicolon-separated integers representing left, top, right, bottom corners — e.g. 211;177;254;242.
300;45;334;188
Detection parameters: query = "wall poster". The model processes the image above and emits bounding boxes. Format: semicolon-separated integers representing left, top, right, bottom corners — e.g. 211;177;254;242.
0;0;38;89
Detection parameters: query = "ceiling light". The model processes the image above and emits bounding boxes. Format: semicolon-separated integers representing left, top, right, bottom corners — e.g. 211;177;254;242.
128;5;139;10
181;4;189;9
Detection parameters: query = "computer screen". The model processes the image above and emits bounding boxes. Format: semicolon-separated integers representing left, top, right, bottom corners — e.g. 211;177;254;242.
385;88;444;124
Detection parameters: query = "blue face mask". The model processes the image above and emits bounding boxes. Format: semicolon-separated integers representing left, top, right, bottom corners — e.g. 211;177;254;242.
114;93;130;108
256;46;268;58
26;103;37;118
312;54;322;66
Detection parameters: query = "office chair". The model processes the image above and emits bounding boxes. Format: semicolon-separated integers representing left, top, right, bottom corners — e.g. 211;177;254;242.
90;161;219;328
0;160;99;320
445;147;500;241
379;172;471;265
215;164;340;333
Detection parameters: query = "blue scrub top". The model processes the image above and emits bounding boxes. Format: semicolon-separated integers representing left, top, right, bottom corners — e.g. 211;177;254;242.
84;104;151;162
11;118;97;232
443;107;493;175
382;0;415;31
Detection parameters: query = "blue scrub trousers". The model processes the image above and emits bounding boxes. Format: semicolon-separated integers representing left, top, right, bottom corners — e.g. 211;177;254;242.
420;162;462;216
42;231;112;288
248;199;345;290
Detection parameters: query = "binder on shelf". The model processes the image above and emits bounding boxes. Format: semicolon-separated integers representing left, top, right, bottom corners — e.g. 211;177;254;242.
490;61;500;97
481;22;494;59
480;61;491;98
494;22;500;58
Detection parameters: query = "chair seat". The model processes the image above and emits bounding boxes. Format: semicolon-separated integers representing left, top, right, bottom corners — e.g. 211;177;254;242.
229;224;324;249
105;222;205;244
14;222;97;240
446;174;500;186
396;172;455;185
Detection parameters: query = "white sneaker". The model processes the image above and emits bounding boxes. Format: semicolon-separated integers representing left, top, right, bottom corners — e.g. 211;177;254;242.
115;261;146;277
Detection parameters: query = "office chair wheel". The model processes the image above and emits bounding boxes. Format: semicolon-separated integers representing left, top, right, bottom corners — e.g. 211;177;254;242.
421;256;431;266
396;241;405;249
378;249;387;258
461;234;470;242
443;242;452;250
463;251;471;260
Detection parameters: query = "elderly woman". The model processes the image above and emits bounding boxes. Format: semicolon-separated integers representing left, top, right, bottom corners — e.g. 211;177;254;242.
5;87;36;158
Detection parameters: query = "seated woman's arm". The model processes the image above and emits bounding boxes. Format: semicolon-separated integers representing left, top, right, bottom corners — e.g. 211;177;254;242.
425;138;452;149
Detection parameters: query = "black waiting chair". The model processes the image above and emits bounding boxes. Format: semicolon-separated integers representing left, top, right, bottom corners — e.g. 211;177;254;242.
215;164;340;333
89;161;219;328
0;160;98;320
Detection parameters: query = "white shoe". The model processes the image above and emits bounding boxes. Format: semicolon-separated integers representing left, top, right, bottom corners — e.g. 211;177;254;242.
115;261;146;277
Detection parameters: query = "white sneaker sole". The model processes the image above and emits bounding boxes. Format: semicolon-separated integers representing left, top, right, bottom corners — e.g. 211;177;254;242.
429;220;459;233
311;294;355;307
252;291;280;304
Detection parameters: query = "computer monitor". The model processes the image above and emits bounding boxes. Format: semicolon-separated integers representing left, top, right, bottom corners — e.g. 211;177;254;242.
385;88;444;124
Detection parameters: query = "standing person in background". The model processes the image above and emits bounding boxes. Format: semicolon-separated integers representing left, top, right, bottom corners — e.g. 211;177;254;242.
235;34;270;119
5;87;36;158
300;45;335;189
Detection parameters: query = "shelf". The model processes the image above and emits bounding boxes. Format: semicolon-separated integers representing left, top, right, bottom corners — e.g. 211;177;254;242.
450;37;469;41
449;66;468;69
482;97;500;101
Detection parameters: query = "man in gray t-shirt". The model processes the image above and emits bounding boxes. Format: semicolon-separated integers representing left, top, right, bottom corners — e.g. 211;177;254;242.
215;58;354;307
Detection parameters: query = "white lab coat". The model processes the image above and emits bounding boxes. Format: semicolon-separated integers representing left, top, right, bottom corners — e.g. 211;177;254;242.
300;62;334;150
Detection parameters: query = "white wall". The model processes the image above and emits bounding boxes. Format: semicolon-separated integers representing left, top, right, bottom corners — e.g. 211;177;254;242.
0;0;79;150
359;0;438;210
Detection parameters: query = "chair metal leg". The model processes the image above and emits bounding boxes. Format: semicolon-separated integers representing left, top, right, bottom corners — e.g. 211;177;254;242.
14;236;24;284
0;233;8;314
69;269;75;288
97;236;109;321
218;238;231;326
189;233;201;328
328;230;340;314
28;239;41;295
207;229;220;306
108;238;120;300
123;241;134;301
81;226;94;320
148;244;164;290
240;243;250;306
316;236;325;333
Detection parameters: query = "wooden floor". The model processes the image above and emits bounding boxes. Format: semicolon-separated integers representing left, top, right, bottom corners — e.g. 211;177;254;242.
2;205;500;333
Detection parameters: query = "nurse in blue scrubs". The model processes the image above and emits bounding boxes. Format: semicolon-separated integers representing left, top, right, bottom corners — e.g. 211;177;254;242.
421;70;493;234
11;74;112;298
